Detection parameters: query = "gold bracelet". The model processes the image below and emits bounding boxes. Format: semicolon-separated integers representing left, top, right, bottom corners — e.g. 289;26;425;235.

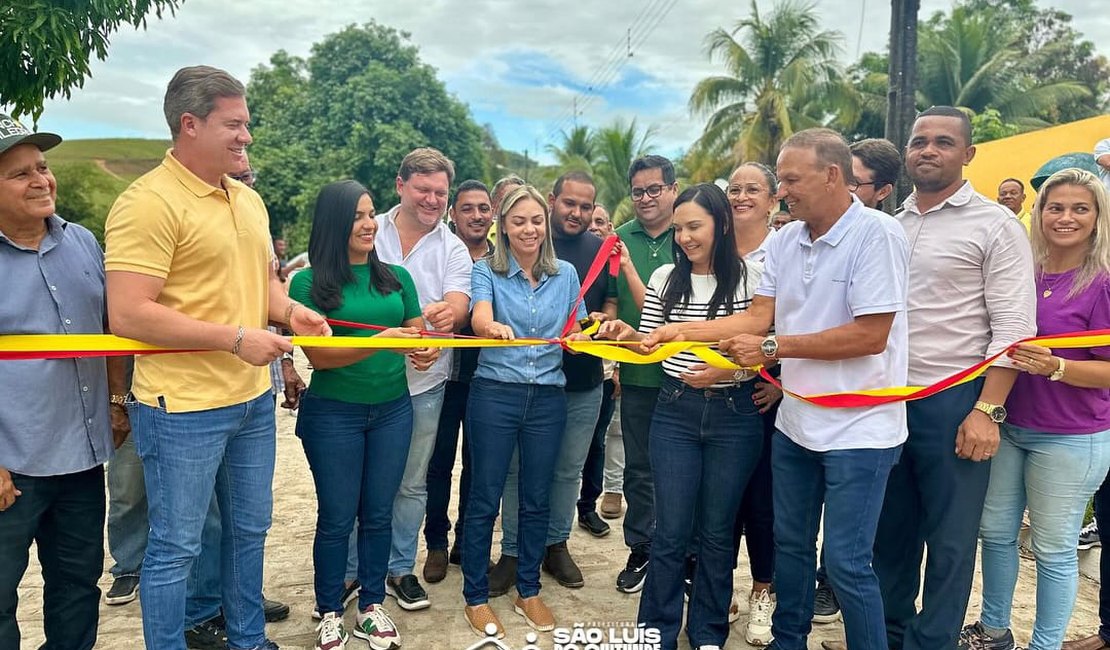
231;325;245;356
284;301;299;325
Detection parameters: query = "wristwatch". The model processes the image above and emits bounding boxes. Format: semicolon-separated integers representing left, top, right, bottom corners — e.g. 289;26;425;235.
760;335;778;359
1048;357;1066;382
109;394;128;406
973;400;1007;423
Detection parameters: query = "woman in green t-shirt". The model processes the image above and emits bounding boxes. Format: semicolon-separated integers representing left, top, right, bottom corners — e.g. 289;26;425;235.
289;180;436;650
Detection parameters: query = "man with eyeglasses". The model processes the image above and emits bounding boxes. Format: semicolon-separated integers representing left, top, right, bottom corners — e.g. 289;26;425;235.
603;154;678;593
849;138;902;211
423;179;493;584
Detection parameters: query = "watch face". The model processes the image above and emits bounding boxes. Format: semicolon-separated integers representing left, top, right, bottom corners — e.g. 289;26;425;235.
991;406;1007;422
761;338;777;356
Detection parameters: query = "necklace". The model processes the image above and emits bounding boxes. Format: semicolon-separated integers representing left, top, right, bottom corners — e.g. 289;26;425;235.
1040;270;1070;298
646;237;667;259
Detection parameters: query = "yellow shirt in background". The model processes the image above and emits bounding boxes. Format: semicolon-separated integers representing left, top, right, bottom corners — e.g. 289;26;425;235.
104;151;272;412
1016;210;1031;235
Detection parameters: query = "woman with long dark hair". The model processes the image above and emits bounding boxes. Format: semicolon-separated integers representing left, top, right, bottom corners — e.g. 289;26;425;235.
290;180;437;650
599;183;765;650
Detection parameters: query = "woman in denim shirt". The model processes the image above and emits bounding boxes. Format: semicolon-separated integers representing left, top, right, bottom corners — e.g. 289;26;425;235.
599;183;765;650
460;185;585;638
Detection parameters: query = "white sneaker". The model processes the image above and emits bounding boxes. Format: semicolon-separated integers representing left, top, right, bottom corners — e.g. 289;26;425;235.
698;646;722;650
745;589;775;646
314;611;349;650
353;603;402;650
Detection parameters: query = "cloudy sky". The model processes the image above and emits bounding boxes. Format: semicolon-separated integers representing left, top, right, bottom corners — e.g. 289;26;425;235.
34;0;1110;164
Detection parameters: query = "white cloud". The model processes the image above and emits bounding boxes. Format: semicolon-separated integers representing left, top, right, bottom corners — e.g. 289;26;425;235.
34;0;1110;161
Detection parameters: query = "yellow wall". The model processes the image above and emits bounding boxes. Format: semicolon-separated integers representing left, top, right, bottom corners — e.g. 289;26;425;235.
965;114;1110;214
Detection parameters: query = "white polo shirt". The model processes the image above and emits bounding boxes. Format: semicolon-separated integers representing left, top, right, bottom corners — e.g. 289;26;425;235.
757;198;909;451
376;205;473;395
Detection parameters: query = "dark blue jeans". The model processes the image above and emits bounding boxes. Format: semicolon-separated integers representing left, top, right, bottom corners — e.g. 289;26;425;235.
1095;472;1110;643
425;380;473;551
873;379;988;650
0;466;105;650
732;397;779;583
578;378;618;516
297;391;413;613
461;378;566;605
638;377;764;650
771;431;901;650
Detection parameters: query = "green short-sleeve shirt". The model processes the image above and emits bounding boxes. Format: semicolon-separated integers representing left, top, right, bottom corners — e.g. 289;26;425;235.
289;264;422;404
612;218;674;388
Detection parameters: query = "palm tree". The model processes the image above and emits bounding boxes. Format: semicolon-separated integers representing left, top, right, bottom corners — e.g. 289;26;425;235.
592;119;656;227
688;0;859;166
915;4;1091;129
545;125;597;171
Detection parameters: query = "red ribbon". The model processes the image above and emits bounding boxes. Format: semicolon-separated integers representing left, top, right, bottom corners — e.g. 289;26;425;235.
559;234;622;338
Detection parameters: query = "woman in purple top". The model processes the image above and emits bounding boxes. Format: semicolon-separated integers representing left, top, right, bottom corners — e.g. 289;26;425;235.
968;169;1110;650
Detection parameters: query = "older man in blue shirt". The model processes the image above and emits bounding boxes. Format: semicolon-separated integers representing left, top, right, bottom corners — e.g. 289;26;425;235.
0;115;130;650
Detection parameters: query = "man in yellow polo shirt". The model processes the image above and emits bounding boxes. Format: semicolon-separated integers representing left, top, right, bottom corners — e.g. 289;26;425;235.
104;65;329;650
997;177;1031;234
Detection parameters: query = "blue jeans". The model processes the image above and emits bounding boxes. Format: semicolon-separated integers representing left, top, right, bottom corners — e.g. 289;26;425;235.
107;436;148;578
501;383;603;555
637;377;764;650
425;380;473;551
131;392;275;650
461;379;566;605
771;431;901;650
389;382;445;577
298;392;413;613
0;466;105;650
873;380;988;650
979;424;1110;649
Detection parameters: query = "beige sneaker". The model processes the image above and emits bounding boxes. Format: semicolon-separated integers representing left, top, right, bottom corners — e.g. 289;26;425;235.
464;604;505;639
745;589;775;646
514;595;556;632
600;492;623;519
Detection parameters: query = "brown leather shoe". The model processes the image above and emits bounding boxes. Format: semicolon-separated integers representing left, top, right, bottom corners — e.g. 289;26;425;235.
542;541;584;588
1062;634;1110;650
487;554;517;597
600;492;623;519
821;642;847;650
423;548;448;584
514;595;555;632
464;603;505;639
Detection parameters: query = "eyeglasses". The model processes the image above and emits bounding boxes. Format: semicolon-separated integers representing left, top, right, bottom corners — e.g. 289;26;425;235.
631;183;672;201
230;170;257;184
849;180;883;192
726;184;769;199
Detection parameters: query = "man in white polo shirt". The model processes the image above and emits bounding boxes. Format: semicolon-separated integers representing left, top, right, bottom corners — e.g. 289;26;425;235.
645;128;909;650
375;147;472;611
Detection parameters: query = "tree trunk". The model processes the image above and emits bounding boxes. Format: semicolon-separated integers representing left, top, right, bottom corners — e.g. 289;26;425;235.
885;0;919;211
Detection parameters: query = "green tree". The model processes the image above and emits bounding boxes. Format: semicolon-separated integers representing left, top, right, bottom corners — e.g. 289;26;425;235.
592;119;655;228
688;0;859;166
545;125;597;171
969;108;1021;143
247;22;487;247
1;0;182;122
52;161;126;243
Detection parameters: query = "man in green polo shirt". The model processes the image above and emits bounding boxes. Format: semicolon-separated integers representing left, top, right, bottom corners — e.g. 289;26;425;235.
603;154;677;593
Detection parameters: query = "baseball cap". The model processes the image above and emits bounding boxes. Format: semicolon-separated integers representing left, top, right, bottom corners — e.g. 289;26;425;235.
0;113;62;157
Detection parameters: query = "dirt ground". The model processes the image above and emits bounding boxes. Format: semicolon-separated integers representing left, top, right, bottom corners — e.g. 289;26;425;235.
14;355;1105;649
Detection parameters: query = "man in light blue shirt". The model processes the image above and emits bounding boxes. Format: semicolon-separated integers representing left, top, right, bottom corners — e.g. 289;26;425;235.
0;116;130;650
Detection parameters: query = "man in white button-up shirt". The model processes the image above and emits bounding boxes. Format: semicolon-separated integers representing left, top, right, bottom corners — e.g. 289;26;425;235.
645;128;909;650
374;147;472;612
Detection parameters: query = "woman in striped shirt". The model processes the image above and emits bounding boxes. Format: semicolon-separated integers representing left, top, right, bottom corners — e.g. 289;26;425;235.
599;182;765;650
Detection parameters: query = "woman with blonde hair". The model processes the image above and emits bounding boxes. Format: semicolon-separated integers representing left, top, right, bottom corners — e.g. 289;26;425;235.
460;185;586;638
962;168;1110;650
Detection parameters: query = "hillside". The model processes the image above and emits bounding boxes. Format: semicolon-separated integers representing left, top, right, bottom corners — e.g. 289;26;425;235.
50;138;169;182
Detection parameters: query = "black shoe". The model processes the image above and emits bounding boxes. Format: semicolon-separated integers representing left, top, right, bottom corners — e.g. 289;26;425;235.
449;541;462;565
616;548;649;593
812;579;841;623
577;511;611;538
542;541;584;588
105;574;140;605
386;574;431;611
488;554;518;597
263;596;290;622
958;621;1016;650
312;580;360;620
184;617;228;650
